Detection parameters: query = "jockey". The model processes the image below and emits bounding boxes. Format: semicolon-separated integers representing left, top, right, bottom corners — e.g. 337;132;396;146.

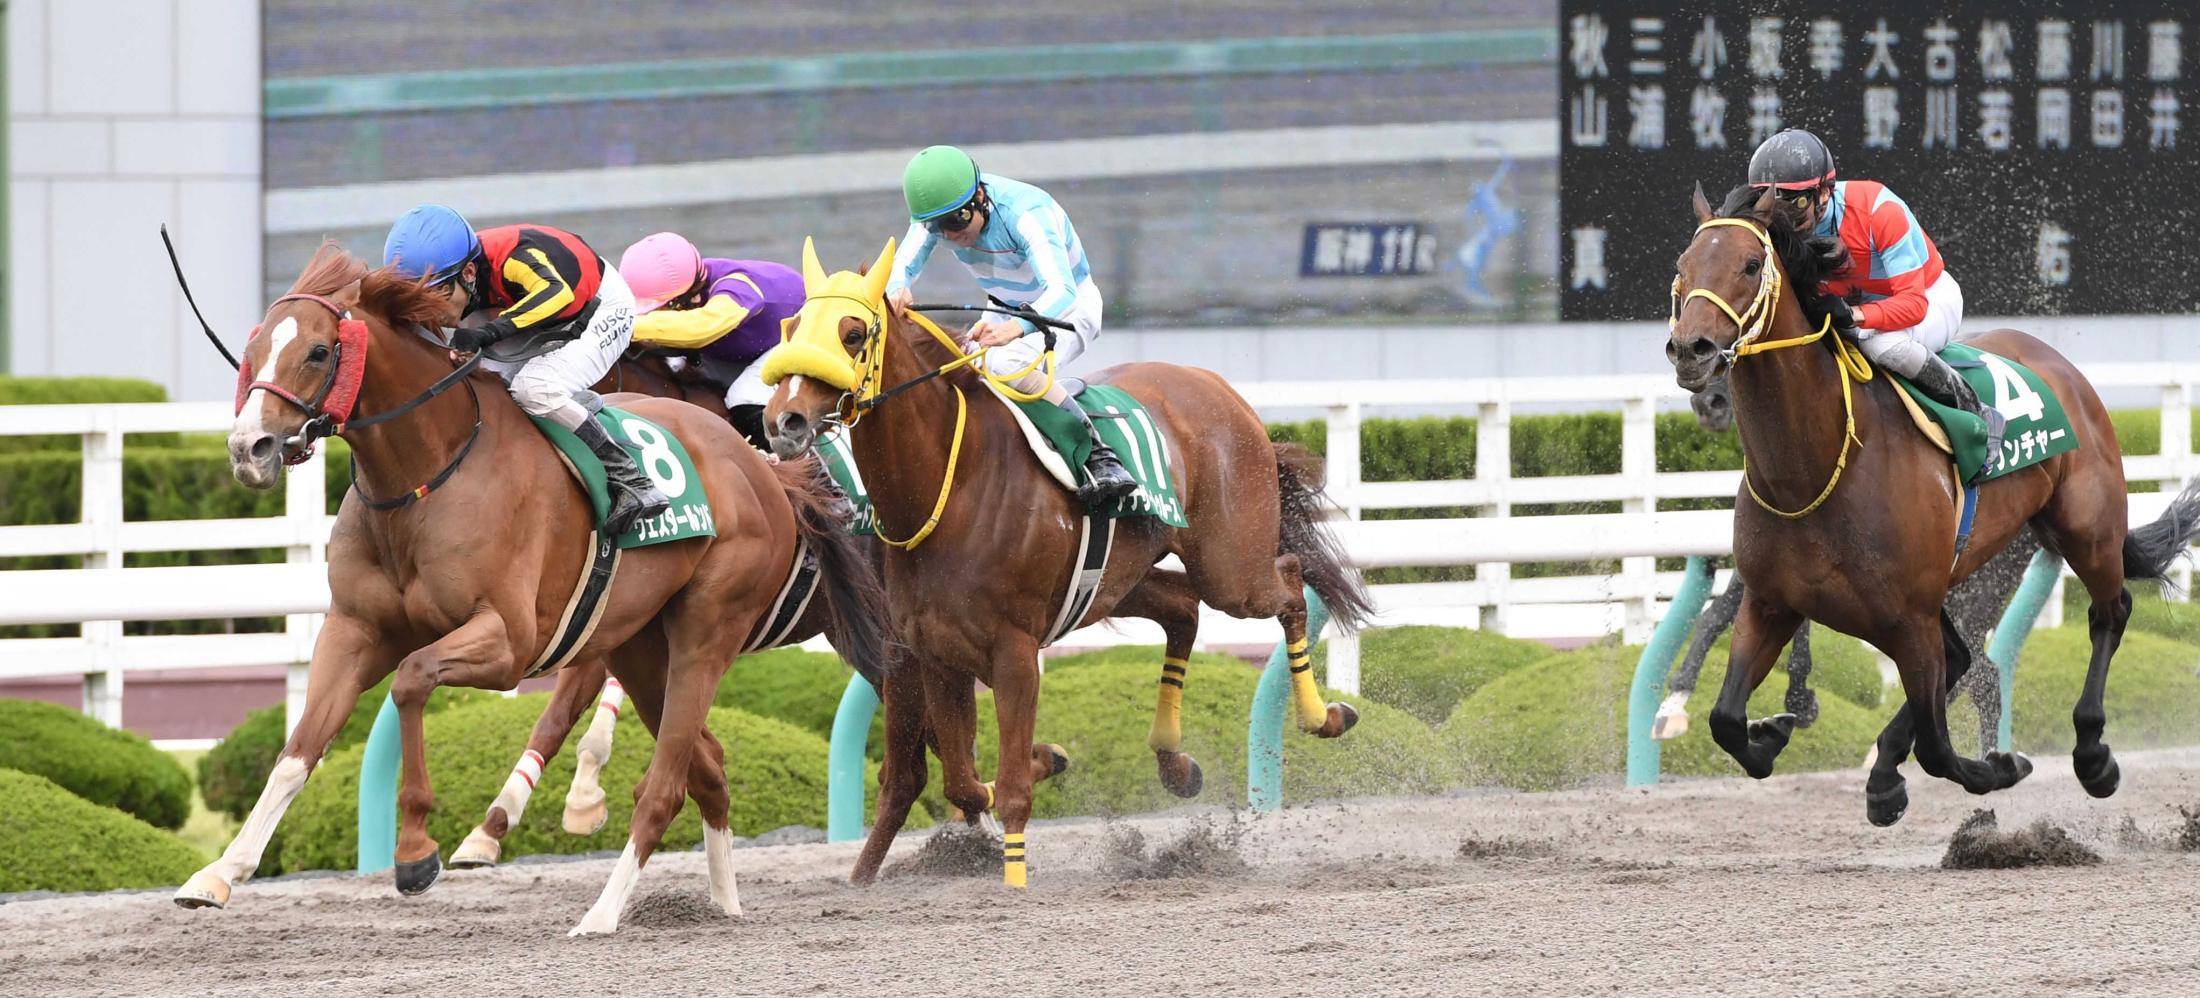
382;204;669;532
883;145;1136;508
1746;129;2005;476
618;232;803;451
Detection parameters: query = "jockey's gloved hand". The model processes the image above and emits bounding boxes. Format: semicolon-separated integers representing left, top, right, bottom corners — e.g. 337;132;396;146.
447;323;502;354
1821;296;1861;339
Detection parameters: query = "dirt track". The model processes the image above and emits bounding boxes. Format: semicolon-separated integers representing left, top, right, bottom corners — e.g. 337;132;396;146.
11;749;2200;997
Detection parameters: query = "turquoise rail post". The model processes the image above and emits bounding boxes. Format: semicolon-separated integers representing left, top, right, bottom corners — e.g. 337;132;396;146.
826;674;880;843
1626;557;1716;787
1248;587;1329;813
1985;549;2062;753
356;693;399;874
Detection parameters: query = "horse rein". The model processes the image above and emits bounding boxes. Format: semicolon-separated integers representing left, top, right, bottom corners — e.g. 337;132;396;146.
1674;216;1871;520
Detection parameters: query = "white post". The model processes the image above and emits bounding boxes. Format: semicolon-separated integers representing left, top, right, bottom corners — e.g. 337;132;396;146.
1620;396;1658;644
1475;399;1512;634
2164;382;2194;602
80;414;126;728
1327;402;1362;520
282;452;329;737
1326;629;1361;695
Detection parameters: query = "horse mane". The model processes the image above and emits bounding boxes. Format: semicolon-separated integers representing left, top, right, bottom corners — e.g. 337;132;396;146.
286;240;370;296
1716;184;1848;327
283;239;452;333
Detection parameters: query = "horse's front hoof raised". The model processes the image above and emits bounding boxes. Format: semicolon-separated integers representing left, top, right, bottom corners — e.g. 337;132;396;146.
564;784;609;835
173;869;233;910
449;826;501;869
1986;750;2036;790
394;851;443;896
1156;750;1205;799
1043;744;1072;779
2074;744;2119;798
1865;781;1909;827
1316;702;1360;739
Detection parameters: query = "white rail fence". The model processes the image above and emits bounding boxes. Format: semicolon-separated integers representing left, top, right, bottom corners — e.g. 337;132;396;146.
4;365;2196;733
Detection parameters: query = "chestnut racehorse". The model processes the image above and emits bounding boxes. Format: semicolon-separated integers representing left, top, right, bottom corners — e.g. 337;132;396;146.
764;239;1374;886
177;245;887;934
1667;184;2200;825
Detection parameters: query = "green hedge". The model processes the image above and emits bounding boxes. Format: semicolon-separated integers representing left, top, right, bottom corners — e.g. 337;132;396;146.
938;656;1465;820
1440;645;1889;791
2004;626;2200;755
716;648;855;742
1693;627;1885;710
1310;625;1557;725
0;769;205;894
197;678;499;822
0;698;193;829
269;695;922;874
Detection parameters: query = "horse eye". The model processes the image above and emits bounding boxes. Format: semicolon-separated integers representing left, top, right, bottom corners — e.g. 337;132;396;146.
306;344;332;364
842;328;864;349
1744;258;1763;276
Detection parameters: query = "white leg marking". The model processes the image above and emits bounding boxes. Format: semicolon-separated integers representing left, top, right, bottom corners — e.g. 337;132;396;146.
563;682;622;834
206;755;311;886
1650;690;1694;741
569;839;644;936
703;824;743;917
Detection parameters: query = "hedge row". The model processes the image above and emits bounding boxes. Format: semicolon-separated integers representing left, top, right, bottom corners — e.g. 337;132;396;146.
197;678;497;821
268;696;921;873
0;698;193;829
0;769;204;894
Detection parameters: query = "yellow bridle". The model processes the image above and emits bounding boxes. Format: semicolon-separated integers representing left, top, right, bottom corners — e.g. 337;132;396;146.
1675;217;1873;520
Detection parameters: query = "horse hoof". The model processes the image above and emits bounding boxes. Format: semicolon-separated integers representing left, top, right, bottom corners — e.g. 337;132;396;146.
563;800;609;836
393;851;443;897
1650;709;1690;741
1043;744;1072;779
1986;750;2037;789
173;869;232;910
1157;751;1205;799
1865;783;1909;827
449;826;501;869
2074;744;2119;798
1319;702;1360;739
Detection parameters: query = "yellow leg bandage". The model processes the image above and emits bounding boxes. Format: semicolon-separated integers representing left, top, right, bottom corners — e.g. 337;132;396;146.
1147;656;1188;752
1286;638;1325;731
1002;832;1028;888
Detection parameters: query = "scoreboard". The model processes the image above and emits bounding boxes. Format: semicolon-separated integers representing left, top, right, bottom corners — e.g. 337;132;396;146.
1559;1;2199;320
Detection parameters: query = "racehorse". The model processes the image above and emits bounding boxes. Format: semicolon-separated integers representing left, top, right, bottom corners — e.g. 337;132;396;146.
1660;377;2041;753
763;239;1374;886
1667;184;2200;824
178;244;888;934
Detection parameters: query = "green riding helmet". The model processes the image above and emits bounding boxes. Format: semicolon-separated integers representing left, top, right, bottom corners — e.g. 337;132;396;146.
902;145;981;222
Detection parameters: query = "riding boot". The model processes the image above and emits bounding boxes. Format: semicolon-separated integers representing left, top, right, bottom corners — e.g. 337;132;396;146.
1057;396;1136;510
572;417;670;534
1909;353;2006;482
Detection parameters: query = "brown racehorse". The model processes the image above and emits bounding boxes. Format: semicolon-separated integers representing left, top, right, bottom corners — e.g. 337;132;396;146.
763;239;1374;886
178;244;887;934
1667;184;2200;825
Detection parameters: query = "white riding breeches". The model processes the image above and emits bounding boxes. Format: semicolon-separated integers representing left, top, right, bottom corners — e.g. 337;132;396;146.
503;265;637;431
723;351;776;410
1854;271;1963;379
981;280;1102;394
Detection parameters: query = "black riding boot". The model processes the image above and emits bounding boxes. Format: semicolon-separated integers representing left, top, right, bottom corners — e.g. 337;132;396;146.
1909;353;2006;482
1057;396;1136;510
572;417;670;534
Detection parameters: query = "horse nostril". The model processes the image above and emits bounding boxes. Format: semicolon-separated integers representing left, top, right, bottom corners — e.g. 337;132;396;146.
776;412;807;436
248;435;277;463
1690;338;1717;359
1665;340;1682;362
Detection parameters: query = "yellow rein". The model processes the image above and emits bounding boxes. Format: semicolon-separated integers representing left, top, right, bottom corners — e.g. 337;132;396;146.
831;307;1058;549
1678;217;1873;520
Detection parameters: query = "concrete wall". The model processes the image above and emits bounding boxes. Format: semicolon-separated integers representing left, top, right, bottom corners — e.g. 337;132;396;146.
5;0;260;401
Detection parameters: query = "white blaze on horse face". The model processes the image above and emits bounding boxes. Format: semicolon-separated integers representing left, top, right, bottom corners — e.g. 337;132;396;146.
235;316;302;439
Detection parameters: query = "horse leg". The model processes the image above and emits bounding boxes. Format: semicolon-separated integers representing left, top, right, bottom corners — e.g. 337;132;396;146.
1863;703;1917;827
176;616;393;909
451;658;610;869
851;651;929;886
571;610;740;935
688;724;741;916
922;662;993;825
1269;555;1354;738
1782;623;1819;728
389;611;516;897
562;673;627;835
1654;573;1744;739
1891;609;2033;795
1116;568;1206;797
988;634;1044;888
2072;587;2133;797
1706;590;1802;779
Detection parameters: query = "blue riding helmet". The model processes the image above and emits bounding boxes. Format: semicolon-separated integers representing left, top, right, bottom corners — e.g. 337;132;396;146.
383;204;481;286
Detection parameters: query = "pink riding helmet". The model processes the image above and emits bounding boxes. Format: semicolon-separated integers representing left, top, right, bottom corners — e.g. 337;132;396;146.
619;231;705;313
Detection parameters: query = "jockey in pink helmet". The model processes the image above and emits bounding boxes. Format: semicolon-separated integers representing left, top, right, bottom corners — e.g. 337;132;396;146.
619;232;806;450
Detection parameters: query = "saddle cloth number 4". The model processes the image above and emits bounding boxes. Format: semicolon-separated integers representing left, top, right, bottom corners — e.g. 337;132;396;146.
618;417;689;499
1980;354;2046;425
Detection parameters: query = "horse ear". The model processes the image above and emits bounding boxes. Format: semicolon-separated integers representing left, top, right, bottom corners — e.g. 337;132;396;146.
863;239;897;302
335;278;363;305
1751;185;1779;225
801;237;826;294
1691;182;1713;223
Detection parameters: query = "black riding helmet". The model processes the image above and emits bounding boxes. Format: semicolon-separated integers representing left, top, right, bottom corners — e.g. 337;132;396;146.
1747;128;1836;192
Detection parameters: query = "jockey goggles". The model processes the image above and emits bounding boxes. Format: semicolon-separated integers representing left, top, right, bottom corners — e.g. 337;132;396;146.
926;193;984;234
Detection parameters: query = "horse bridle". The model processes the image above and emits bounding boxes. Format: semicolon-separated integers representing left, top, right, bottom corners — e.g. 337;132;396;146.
237;293;366;449
1670;217;1783;364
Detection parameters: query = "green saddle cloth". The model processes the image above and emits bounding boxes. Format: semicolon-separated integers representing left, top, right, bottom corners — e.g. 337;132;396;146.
532;406;716;548
1889;343;2079;483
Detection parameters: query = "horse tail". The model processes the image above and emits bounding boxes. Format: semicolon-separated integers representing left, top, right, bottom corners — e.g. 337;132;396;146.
1272;442;1376;633
2121;477;2200;588
772;456;896;687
